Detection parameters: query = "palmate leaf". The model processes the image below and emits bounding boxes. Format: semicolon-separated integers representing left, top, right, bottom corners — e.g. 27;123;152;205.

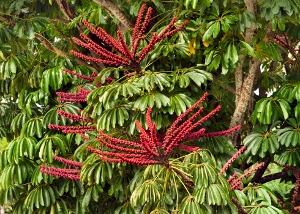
197;136;235;155
6;136;37;163
243;126;279;159
251;98;290;125
176;67;212;88
235;184;284;214
184;149;216;166
0;184;25;205
130;179;163;208
191;162;218;188
0;150;9;170
10;112;29;132
115;202;135;214
36;134;69;163
133;92;170;111
275;148;300;166
275;82;300;103
179;196;205;214
58;179;84;198
0;56;18;80
32;165;54;185
80;154;113;186
277;119;300;147
20;117;43;138
0;159;36;189
137;72;172;91
194;183;230;206
23;184;62;212
41;66;71;93
0;25;13;44
168;93;194;116
96;105;129;131
82;184;103;209
88;81;142;110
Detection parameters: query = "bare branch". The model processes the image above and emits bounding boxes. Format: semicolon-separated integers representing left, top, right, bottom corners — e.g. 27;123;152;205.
0;15;15;26
55;0;76;20
35;33;68;58
231;197;248;214
92;0;134;30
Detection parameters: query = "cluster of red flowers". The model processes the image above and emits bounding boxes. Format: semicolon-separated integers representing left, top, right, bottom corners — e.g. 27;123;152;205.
228;163;265;191
57;110;86;122
71;4;188;72
56;88;91;103
62;68;97;81
40;4;242;181
48;124;96;134
40;165;80;180
220;146;246;175
53;155;82;168
87;92;241;166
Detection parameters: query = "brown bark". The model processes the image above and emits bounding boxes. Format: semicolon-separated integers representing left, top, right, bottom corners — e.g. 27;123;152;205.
235;56;245;105
251;158;270;183
0;15;15;26
55;0;76;20
232;197;248;214
35;33;90;67
230;58;261;144
35;33;68;58
229;0;260;145
258;170;288;184
93;0;134;30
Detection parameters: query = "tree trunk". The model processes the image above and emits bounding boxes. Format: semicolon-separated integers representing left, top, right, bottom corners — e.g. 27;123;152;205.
229;0;260;145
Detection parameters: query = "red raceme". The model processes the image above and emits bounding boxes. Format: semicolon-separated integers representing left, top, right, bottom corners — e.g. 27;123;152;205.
87;92;241;166
70;4;188;73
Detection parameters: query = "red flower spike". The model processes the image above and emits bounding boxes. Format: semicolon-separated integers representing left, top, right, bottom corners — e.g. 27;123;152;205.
157;17;178;39
220;146;246;175
53;156;82;168
117;30;134;61
48;124;96;133
230;163;265;190
131;4;147;48
57;110;86;122
40;165;80;180
71;5;187;73
227;172;238;184
86;93;241;167
62;68;95;81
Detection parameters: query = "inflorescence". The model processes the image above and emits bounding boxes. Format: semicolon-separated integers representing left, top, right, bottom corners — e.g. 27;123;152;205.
70;4;188;73
86;92;241;166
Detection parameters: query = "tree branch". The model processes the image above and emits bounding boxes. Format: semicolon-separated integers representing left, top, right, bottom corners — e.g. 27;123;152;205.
229;0;260;145
235;55;245;105
55;0;76;20
251;158;270;183
0;15;15;26
92;0;134;30
35;33;68;58
258;170;288;184
213;75;236;95
232;197;248;214
35;33;90;67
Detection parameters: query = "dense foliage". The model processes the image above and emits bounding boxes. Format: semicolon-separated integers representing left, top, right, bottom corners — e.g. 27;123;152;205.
0;0;300;213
